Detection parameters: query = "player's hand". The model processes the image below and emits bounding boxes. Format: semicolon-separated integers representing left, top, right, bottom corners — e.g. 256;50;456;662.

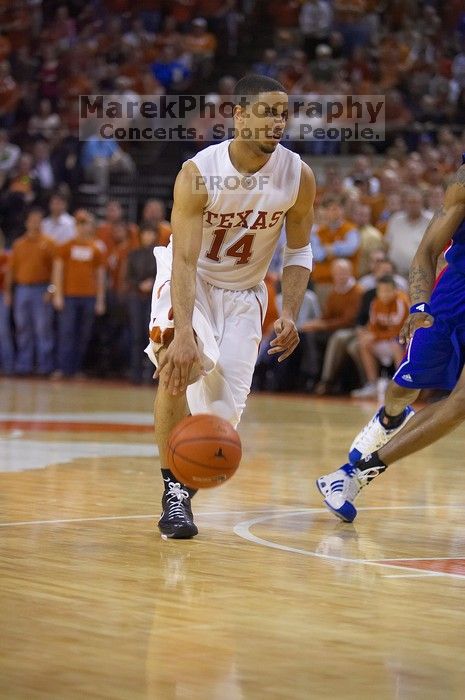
399;312;434;345
268;317;299;362
155;328;205;395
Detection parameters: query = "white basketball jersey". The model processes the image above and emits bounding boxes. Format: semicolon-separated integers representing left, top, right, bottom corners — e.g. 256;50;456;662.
182;139;302;290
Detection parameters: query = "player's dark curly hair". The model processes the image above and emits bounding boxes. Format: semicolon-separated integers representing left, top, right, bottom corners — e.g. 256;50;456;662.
234;74;286;101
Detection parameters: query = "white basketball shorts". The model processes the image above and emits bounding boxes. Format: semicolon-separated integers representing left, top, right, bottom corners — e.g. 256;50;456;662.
145;246;268;427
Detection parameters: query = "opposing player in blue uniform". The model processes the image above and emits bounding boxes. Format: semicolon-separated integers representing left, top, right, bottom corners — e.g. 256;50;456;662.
316;157;465;522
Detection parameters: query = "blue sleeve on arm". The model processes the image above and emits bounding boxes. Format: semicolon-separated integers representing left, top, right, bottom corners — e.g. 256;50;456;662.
332;229;360;257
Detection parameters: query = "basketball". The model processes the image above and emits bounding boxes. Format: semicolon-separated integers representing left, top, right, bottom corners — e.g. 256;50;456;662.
167;414;242;489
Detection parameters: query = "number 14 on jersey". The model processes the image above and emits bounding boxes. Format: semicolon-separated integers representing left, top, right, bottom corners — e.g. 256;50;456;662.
206;228;255;265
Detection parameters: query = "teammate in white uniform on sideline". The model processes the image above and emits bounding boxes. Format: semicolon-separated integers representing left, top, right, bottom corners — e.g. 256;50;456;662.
146;74;316;539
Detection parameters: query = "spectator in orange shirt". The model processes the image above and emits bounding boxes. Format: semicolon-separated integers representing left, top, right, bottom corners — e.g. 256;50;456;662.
299;258;363;391
351;275;409;398
184;17;218;55
183;18;217;78
53;209;106;378
107;221;139;293
0;238;14;374
96;200;139;256
140;199;171;246
4;208;56;375
310;195;360;304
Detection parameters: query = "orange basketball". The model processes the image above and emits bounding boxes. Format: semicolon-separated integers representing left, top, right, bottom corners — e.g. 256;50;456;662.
167;414;242;489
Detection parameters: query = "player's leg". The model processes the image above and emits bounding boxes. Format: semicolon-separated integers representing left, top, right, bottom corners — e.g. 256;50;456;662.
347;319;455;464
318;271;463;521
320;364;465;522
154;351;190;467
384;377;419;417
318;382;419;521
375;366;465;464
346;379;418;466
155;347;199;540
317;318;464;522
216;286;266;428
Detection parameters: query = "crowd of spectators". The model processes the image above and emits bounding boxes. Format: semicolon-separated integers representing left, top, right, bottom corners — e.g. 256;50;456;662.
0;197;168;383
254;148;454;397
1;1;465;394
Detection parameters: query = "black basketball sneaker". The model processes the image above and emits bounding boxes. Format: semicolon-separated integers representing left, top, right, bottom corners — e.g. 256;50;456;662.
158;475;198;539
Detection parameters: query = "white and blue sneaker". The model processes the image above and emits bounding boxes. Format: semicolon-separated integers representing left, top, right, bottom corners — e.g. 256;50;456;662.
316;462;387;522
316;464;361;522
348;405;415;465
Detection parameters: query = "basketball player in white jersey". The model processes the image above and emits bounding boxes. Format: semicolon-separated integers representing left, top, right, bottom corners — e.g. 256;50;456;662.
146;75;316;538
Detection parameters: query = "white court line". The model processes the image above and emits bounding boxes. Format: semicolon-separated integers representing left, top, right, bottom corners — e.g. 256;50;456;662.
0;412;152;424
0;508;305;528
383;572;443;579
233;508;465;582
373;555;465;562
1;503;463;528
1;504;462;528
3;504;465;581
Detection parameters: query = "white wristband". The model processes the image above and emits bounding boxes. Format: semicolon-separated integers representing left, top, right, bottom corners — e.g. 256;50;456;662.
282;243;313;271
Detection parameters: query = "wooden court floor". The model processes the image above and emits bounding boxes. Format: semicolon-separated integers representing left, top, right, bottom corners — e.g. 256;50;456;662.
1;378;465;700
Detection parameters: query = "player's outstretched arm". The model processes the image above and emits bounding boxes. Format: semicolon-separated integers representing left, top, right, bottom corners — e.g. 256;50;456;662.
400;164;465;345
156;162;207;395
269;162;315;362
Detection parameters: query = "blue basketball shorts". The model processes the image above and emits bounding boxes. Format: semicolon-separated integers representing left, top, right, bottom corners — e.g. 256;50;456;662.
393;266;465;391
